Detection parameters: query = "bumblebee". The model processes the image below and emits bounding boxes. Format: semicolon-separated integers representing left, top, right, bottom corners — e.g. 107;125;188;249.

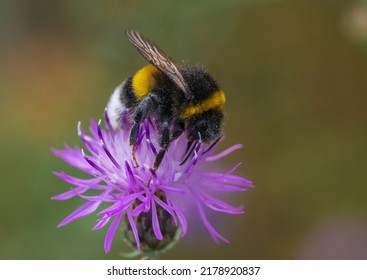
107;30;225;170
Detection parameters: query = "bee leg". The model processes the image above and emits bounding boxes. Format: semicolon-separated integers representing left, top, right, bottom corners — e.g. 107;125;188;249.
129;95;156;167
146;120;171;187
147;118;172;186
148;149;167;188
146;148;166;188
170;119;185;141
129;123;140;167
154;150;166;170
153;121;170;170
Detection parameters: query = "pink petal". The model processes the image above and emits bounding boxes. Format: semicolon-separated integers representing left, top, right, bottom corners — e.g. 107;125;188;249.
126;209;140;250
166;194;187;236
196;201;229;244
154;196;177;226
58;201;101;227
93;215;111;230
199;183;248;192
151;201;163;240
206;144;243;161
51;146;94;174
156;184;185;194
198;193;244;214
51;186;88;200
53;172;103;188
131;203;145;217
197;172;254;187
104;212;123;253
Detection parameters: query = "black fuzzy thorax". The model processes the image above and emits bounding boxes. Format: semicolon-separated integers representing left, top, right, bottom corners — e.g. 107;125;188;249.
151;71;185;120
181;66;220;105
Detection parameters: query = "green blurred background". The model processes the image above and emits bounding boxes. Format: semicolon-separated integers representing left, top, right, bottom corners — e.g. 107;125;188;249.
1;0;367;259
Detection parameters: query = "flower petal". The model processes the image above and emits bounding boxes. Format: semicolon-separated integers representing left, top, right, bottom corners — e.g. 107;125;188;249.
197;172;254;187
104;108;116;137
206;144;243;161
98;120;121;169
57;201;102;227
78;122;99;155
131;202;145;217
53;172;104;188
104;212;123;253
155;184;185;194
196;201;229;244
151;201;163;240
51;186;88;200
82;151;107;176
199;183;249;192
154;195;177;226
88;119;100;140
77;192;114;202
93;215;111;230
176;209;188;237
166;194;187;236
51;145;94;174
197;193;244;214
126;209;140;251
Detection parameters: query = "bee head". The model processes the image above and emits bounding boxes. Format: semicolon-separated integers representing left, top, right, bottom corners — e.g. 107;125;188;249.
187;110;223;143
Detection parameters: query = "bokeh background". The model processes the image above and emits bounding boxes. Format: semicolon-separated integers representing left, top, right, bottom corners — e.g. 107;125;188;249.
1;0;367;259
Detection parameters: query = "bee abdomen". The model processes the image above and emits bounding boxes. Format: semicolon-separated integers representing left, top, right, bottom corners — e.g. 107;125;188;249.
121;77;138;109
107;81;127;129
181;90;225;119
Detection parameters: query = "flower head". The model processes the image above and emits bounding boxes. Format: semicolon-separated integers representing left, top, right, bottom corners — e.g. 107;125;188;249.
52;109;254;254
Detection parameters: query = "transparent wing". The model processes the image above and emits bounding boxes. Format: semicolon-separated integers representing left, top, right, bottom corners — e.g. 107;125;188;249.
126;30;191;96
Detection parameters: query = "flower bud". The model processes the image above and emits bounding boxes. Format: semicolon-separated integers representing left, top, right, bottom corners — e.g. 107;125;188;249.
123;190;179;253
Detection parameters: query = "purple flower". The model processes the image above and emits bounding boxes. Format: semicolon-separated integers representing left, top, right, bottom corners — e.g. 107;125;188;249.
52;109;254;253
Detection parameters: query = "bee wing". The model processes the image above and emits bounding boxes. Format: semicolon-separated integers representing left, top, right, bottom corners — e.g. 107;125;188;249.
126;30;191;97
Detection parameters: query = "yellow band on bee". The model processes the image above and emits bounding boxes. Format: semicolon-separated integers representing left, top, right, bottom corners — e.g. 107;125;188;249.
182;90;225;118
132;64;159;99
